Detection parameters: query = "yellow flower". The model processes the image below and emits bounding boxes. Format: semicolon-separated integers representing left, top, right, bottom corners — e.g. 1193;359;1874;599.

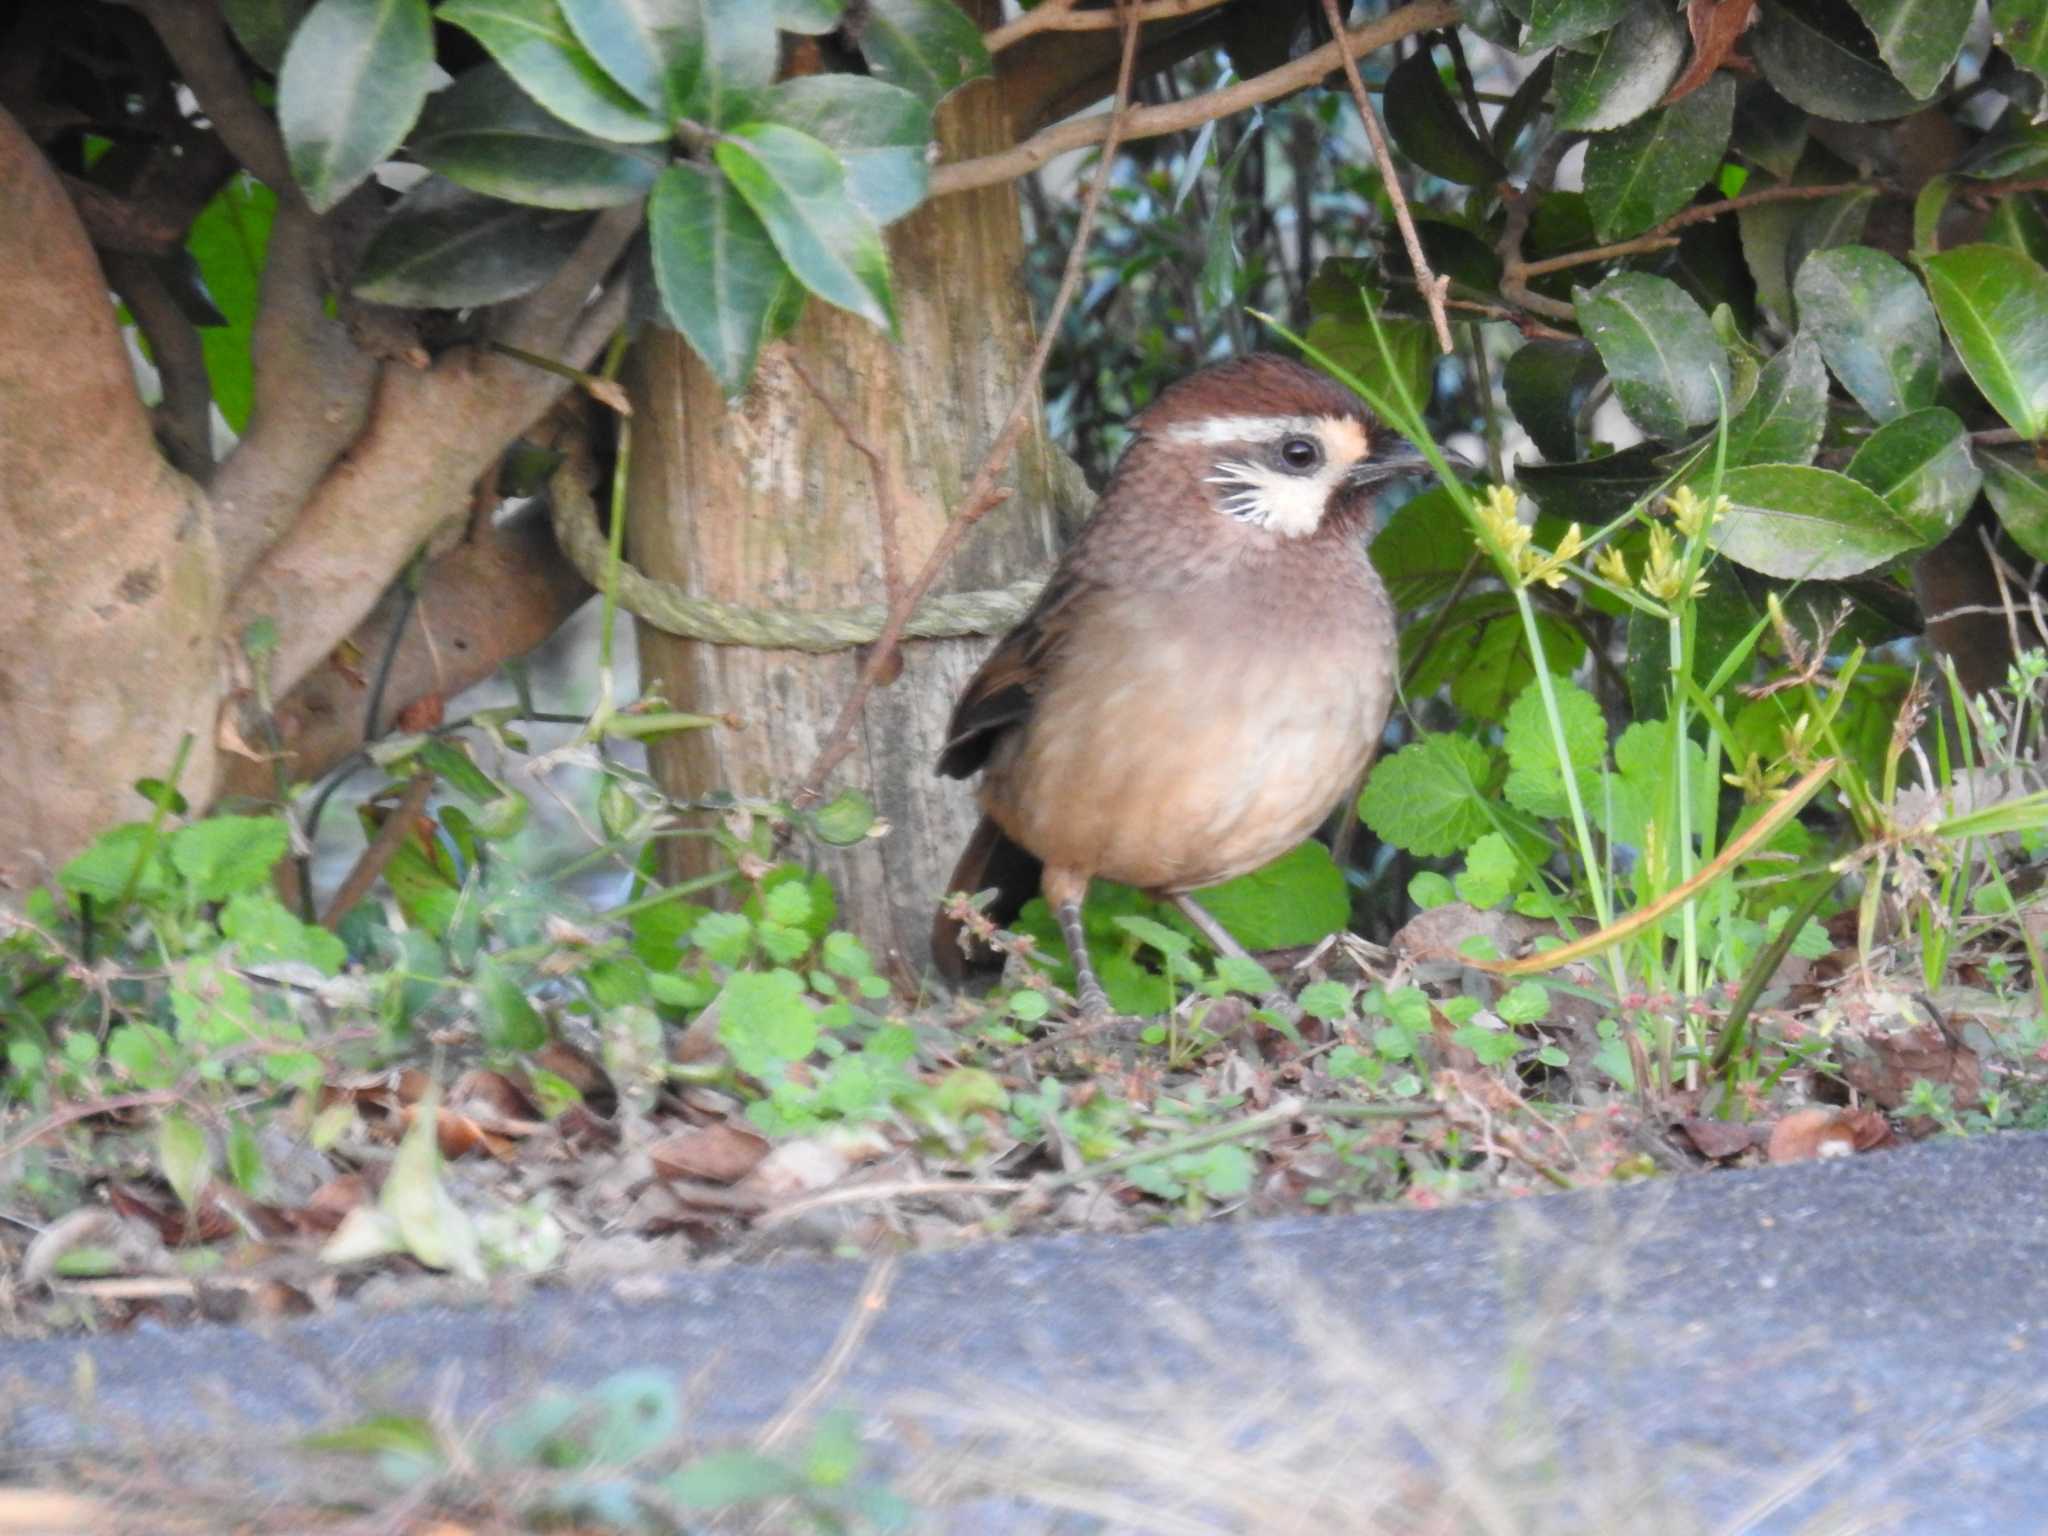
1640;524;1708;603
1666;484;1729;539
1595;544;1631;588
1474;483;1531;566
1521;521;1585;589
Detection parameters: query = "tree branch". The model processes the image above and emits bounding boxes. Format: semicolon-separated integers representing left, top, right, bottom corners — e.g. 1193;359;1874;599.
931;0;1459;197
493;202;644;358
218;509;591;797
134;0;291;188
1318;0;1453;354
985;0;1231;50
102;250;215;481
211;199;380;584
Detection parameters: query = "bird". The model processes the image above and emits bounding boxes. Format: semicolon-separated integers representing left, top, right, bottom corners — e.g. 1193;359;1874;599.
932;352;1419;1017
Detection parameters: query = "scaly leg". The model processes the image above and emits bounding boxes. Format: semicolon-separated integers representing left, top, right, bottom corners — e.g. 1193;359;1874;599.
1044;864;1111;1020
1172;892;1300;1024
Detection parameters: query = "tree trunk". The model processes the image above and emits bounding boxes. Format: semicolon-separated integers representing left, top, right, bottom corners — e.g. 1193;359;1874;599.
627;79;1074;976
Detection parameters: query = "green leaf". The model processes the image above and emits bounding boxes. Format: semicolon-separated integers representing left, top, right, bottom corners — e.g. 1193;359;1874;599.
158;1113;210;1213
1922;244;2048;439
693;909;753;964
678;0;777;124
1189;842;1350;952
1371;487;1473;607
1981;450;2048;563
1502;675;1605;819
1996;0;2048;84
1845;0;1973;97
1792;245;1940;422
220;892;348;975
60;822;172;905
1382;49;1504;186
222;0;315;70
1553;0;1687;132
356;179;599;309
715;123;895;332
439;0;667;141
765;76;932;225
648;165;786;394
413;64;662;209
279;0;434;212
1575;272;1731;440
1405;597;1587;722
1359;734;1496;857
1583;76;1735;242
558;0;702;113
1721;335;1826;466
476;955;548;1052
1844;407;1980;542
169;815;290;901
857;0;991;109
774;0;844;31
810;787;876;845
185;175;275;432
1496;980;1552;1024
1524;0;1631;49
1516;443;1666;522
1985;193;2048;269
1751;0;1927;121
1502;339;1602;463
1707;464;1938;579
719;968;817;1074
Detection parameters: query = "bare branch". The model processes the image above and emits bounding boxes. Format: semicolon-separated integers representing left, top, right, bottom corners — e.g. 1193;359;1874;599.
931;0;1458;198
493;202;644;358
985;0;1231;50
58;125;236;255
319;773;433;929
1318;0;1453;355
135;0;291;189
795;0;1145;806
102;250;215;480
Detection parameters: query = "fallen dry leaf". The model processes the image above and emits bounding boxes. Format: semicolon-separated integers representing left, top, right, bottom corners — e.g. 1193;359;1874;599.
1768;1107;1895;1163
649;1123;771;1184
1664;0;1756;104
1840;1022;1981;1111
1677;1115;1760;1161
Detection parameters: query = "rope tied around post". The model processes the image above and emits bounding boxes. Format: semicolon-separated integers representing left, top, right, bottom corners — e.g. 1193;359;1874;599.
546;461;1050;652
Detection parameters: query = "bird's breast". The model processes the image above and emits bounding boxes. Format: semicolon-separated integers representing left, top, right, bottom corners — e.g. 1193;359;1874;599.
981;552;1396;893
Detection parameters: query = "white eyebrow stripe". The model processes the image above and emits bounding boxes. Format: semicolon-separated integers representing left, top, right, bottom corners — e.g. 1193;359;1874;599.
1161;413;1334;444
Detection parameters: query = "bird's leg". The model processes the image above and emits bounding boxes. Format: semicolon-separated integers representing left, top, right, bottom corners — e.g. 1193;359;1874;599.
1171;893;1301;1025
1045;866;1112;1020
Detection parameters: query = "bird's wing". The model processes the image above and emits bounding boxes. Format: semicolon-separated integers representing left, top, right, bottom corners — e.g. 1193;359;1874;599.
935;564;1096;779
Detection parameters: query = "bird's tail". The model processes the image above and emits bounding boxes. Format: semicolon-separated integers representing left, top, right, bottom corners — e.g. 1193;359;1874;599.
931;814;1043;983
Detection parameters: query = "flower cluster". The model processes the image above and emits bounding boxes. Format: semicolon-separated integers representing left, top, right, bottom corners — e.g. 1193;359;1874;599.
1473;484;1582;589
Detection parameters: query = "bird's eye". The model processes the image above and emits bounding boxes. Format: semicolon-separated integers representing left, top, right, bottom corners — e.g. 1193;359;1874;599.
1278;435;1322;472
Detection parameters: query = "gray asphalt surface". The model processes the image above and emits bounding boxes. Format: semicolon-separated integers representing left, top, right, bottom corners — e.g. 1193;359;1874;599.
5;1131;2046;1532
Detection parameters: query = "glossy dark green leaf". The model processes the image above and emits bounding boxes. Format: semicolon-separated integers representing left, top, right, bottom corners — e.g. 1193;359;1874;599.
677;0;777;125
1370;487;1471;608
1189;843;1350;952
1708;463;1937;579
356;178;595;307
764;75;931;225
1583;76;1735;241
857;0;991;109
1923;243;2048;439
222;0;314;69
647;164;787;394
1553;0;1687;132
1985;194;2048;268
1575;273;1731;441
558;0;701;113
1843;407;1980;543
1752;0;1927;121
1731;78;1808;179
1502;339;1602;463
1783;186;1877;284
1846;0;1972;97
1404;599;1587;722
1792;244;1939;422
1957;111;2048;179
1721;334;1826;466
413;65;662;209
1492;53;1554;163
439;0;667;142
1382;48;1503;186
1524;0;1631;48
185;175;275;432
1996;0;2048;85
715;123;894;332
1982;450;2048;563
1516;443;1669;521
279;0;433;212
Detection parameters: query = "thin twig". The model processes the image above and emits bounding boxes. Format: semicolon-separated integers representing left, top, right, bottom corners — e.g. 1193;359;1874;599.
133;0;291;187
791;2;1146;806
1517;180;1889;281
1320;0;1453;354
103;250;215;480
319;772;433;929
1497;134;1576;322
984;0;1231;50
789;355;906;620
930;0;1459;198
756;1255;897;1452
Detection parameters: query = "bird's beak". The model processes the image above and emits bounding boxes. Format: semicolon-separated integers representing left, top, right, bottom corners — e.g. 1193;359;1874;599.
1347;439;1445;490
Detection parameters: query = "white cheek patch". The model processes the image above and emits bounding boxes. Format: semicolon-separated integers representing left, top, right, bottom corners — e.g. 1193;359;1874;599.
1207;459;1343;537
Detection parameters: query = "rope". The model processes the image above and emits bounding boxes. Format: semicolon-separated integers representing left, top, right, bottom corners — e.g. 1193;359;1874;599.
548;462;1051;652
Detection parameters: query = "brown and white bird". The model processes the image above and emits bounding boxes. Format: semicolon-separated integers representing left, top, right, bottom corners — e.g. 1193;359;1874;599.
933;353;1417;1016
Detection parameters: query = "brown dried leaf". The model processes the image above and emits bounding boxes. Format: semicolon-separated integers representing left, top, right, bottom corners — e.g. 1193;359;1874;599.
649;1123;771;1184
1664;0;1756;105
1768;1107;1859;1163
395;694;446;732
1840;1022;1981;1110
1677;1115;1759;1161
